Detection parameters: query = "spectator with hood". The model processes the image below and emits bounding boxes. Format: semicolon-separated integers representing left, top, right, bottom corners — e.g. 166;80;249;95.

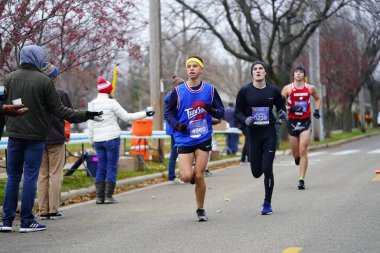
0;45;103;233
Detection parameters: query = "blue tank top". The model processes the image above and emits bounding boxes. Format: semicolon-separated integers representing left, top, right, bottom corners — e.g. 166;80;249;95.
174;82;214;147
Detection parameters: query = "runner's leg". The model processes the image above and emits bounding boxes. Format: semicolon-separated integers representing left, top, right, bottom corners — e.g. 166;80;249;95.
193;149;209;209
298;130;311;179
178;153;195;183
289;135;299;161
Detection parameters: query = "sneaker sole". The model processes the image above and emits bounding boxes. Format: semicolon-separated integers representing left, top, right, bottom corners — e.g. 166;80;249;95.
19;227;46;233
261;212;272;215
0;227;12;233
49;216;64;220
197;217;208;222
40;216;50;220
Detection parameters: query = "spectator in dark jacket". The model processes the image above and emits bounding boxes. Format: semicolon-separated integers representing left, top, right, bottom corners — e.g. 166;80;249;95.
224;102;239;155
37;62;72;220
0;45;102;233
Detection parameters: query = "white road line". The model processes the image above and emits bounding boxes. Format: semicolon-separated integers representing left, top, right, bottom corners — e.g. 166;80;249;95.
331;150;360;155
308;151;327;157
368;149;380;154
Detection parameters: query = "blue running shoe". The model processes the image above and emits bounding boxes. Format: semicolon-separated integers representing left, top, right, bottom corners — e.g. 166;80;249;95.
0;221;12;233
261;201;273;215
19;220;46;233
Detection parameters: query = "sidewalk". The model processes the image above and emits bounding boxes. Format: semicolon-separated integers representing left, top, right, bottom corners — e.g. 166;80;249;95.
0;131;379;203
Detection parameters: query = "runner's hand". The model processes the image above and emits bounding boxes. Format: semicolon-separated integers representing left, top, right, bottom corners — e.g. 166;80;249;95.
278;110;287;122
289;105;303;113
245;116;255;126
313;109;320;119
175;123;187;132
204;104;216;115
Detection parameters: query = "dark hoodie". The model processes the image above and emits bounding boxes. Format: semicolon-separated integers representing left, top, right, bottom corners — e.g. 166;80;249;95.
2;45;87;141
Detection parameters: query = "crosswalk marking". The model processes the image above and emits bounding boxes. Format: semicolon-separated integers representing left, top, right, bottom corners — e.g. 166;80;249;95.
308;151;327;157
368;149;380;154
331;150;360;155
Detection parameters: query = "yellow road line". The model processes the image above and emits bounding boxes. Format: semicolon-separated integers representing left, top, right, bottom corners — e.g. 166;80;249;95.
282;247;303;253
371;174;380;182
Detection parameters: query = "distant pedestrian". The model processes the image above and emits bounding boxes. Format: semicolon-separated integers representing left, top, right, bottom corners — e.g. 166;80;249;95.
165;75;184;184
88;76;155;204
224;102;239;155
239;123;250;164
37;62;72;220
0;45;103;233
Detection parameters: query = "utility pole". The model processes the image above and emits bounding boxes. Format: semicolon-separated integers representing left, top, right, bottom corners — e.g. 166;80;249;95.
308;27;325;141
149;0;164;161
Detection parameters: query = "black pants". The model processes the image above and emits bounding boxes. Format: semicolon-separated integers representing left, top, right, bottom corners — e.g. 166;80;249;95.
248;125;277;203
241;127;250;162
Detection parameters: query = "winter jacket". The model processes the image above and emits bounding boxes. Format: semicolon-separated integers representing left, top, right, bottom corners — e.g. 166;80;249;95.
88;93;146;143
47;88;73;144
2;46;87;141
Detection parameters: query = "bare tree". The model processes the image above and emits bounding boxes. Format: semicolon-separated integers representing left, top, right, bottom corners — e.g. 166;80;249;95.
173;0;351;86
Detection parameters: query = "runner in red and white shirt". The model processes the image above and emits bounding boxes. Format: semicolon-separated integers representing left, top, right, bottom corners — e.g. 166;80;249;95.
281;65;321;190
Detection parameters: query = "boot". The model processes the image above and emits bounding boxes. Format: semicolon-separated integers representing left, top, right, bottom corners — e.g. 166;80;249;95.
104;182;118;204
95;182;105;204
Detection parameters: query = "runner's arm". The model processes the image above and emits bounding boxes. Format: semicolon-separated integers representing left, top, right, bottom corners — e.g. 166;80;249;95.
274;86;286;114
210;88;224;119
234;87;247;125
310;85;321;110
164;88;179;130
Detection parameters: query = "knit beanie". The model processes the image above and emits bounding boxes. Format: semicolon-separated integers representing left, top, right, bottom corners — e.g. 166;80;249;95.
97;76;113;94
41;62;59;80
250;60;267;75
293;64;306;75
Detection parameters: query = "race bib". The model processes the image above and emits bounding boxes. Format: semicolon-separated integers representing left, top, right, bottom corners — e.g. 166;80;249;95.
251;107;269;125
295;101;307;115
189;119;208;138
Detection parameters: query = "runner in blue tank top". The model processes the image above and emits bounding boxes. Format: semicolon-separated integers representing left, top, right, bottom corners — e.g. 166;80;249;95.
164;56;224;222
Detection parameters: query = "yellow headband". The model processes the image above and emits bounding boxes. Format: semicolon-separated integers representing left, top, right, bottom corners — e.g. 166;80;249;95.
186;58;204;68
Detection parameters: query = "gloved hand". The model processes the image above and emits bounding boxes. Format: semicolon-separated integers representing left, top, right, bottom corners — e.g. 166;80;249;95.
175;123;187;132
245;116;255;126
212;118;222;125
289;105;303;113
86;111;103;120
278;110;287;122
204;104;216;115
146;111;155;117
313;109;320;119
2;104;29;117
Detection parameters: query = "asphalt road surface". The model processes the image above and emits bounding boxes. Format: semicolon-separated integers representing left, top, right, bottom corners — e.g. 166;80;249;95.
1;135;380;253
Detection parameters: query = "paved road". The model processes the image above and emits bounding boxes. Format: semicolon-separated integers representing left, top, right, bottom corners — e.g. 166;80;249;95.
1;136;380;253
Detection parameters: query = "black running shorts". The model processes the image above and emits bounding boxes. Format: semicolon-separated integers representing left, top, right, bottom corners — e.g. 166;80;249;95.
287;118;311;137
177;138;212;154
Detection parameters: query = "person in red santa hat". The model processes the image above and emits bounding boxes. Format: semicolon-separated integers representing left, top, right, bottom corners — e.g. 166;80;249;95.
88;76;155;204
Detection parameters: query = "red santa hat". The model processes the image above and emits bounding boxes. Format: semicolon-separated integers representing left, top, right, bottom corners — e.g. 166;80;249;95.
97;76;113;94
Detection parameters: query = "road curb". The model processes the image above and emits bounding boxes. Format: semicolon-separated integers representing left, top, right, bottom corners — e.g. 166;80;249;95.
0;132;378;211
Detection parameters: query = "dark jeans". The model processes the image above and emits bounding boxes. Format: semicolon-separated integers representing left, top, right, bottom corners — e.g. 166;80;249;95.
226;133;239;155
2;138;45;225
168;135;178;181
94;137;120;183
